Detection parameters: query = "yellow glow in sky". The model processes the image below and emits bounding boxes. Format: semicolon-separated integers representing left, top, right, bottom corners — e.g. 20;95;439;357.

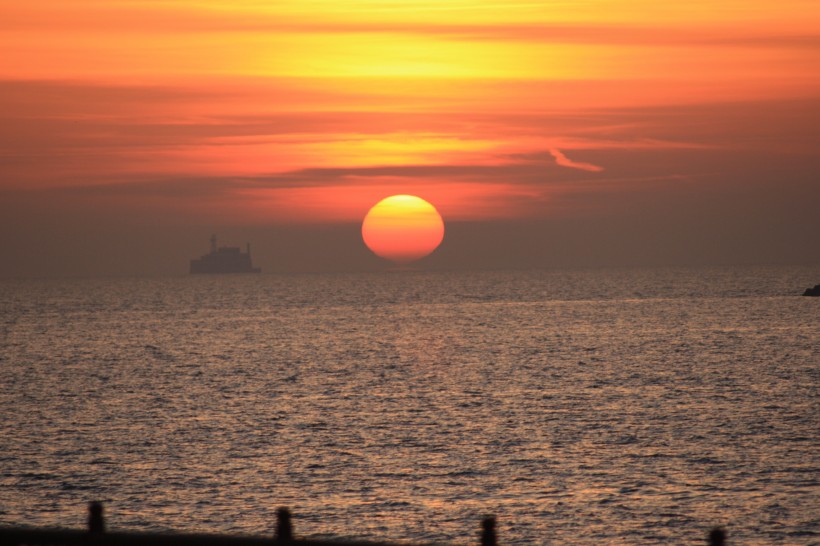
1;0;818;226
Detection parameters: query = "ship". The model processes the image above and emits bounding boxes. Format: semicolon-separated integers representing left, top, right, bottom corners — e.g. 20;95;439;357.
190;235;261;274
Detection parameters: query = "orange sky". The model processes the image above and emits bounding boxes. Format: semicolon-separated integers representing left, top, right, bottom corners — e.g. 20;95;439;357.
1;0;819;274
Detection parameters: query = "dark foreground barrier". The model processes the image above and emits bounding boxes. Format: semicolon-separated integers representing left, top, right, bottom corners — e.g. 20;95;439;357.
0;501;728;545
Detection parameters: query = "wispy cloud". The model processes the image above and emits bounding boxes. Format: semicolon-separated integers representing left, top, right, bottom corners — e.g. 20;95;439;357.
4;3;819;51
549;149;604;172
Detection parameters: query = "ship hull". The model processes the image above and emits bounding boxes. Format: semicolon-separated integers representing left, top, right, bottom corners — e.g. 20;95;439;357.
189;260;261;274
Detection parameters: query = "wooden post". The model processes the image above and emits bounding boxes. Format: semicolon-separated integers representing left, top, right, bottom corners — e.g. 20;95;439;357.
275;507;293;543
480;516;497;546
708;527;726;546
88;501;105;533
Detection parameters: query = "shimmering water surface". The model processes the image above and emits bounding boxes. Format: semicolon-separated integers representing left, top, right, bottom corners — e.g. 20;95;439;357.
1;267;818;544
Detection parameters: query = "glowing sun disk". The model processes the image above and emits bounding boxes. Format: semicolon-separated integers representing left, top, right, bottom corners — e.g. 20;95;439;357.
362;195;444;263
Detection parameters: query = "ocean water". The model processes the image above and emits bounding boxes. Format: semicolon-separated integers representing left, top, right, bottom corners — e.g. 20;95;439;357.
0;267;818;544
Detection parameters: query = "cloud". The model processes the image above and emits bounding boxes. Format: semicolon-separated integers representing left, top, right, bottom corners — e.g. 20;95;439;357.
548;149;604;172
4;4;819;51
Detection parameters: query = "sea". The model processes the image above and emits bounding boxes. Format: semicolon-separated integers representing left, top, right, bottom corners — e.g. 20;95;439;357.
1;266;818;545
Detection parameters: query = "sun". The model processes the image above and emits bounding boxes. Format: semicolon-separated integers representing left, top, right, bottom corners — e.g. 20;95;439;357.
362;195;445;264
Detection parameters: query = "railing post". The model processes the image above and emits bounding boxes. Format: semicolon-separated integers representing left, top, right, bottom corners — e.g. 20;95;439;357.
275;507;293;543
88;501;105;533
480;516;497;546
708;527;726;546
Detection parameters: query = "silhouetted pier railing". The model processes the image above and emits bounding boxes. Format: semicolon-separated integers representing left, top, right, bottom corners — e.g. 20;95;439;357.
0;501;728;545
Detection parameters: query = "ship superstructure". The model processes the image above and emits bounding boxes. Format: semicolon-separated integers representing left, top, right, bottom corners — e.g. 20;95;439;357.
190;235;261;274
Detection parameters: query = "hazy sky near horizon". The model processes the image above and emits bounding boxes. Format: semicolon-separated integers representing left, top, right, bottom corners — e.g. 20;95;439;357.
1;1;819;276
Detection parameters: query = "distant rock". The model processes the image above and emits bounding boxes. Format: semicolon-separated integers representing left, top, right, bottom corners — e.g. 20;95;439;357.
803;284;820;297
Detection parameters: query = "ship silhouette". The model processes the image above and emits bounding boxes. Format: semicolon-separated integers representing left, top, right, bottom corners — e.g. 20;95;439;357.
190;235;261;274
